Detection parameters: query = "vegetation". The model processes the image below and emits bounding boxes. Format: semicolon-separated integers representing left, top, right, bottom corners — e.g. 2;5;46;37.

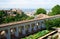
35;8;46;15
49;5;60;16
21;30;49;39
45;18;60;30
0;10;34;24
26;16;34;20
0;10;6;24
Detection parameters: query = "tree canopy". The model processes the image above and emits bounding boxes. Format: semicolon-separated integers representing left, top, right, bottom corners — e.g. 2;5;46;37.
45;18;60;30
0;10;6;24
0;10;5;18
35;8;46;15
49;5;60;15
0;10;34;24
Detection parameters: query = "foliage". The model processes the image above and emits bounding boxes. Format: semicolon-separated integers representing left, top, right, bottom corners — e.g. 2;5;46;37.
26;16;34;20
35;8;46;15
45;18;60;29
45;20;54;30
49;5;60;15
0;10;5;17
21;30;49;39
3;16;15;23
3;13;29;23
0;11;34;24
0;10;6;24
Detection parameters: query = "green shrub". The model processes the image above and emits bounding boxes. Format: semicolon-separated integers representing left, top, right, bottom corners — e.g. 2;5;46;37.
21;30;49;39
45;18;60;29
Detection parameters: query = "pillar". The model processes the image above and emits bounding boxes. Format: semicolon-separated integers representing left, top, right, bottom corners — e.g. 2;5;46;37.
29;24;32;32
38;26;40;29
40;21;42;30
15;26;19;37
6;28;11;39
31;23;36;31
34;26;37;30
41;21;45;29
22;25;26;35
42;24;45;28
35;22;40;30
38;22;41;29
34;23;37;31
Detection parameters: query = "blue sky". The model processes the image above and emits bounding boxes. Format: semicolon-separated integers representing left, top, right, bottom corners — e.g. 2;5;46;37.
0;0;60;9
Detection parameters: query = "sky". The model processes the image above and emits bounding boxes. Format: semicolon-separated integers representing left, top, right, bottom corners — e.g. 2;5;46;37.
0;0;60;9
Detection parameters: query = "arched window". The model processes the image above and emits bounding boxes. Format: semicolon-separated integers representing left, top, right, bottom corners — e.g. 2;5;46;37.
18;26;24;33
10;28;16;34
31;23;35;28
25;24;30;31
36;22;40;26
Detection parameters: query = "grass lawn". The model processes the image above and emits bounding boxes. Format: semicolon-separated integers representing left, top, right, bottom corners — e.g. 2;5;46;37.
21;30;50;39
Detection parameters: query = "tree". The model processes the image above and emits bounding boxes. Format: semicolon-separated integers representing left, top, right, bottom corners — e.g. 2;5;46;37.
45;20;54;30
50;5;60;15
0;10;5;24
26;16;34;20
4;16;15;23
45;18;60;30
0;10;5;18
0;10;34;24
35;8;46;15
